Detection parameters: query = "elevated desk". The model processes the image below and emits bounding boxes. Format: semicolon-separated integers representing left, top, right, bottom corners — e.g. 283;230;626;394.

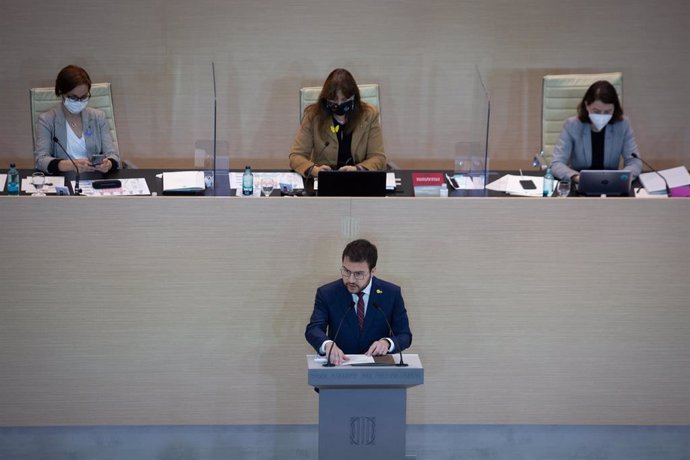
0;186;688;428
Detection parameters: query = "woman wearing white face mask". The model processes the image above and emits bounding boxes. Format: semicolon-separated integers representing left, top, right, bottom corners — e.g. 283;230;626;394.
34;65;120;174
551;80;642;183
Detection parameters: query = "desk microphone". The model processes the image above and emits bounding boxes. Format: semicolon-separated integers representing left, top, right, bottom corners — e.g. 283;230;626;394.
324;302;352;367
373;303;408;367
631;153;671;196
52;136;82;195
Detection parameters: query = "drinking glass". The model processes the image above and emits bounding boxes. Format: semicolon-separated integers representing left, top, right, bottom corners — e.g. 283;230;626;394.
31;172;46;196
261;177;275;197
557;179;570;198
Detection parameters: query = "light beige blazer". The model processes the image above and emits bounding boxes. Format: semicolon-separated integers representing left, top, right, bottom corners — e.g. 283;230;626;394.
289;103;386;176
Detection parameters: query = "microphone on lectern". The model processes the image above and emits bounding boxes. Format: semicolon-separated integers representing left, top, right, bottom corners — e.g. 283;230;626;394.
373;303;408;367
323;302;352;367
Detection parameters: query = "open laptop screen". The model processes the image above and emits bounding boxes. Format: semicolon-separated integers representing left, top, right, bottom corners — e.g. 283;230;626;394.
317;170;387;197
577;170;633;196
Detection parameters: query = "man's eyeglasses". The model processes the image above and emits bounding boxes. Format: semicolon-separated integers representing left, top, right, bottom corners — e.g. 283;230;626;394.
340;267;368;280
66;93;90;102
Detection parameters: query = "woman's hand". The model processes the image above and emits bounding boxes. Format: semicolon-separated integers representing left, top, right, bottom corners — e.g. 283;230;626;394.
94;159;112;173
311;164;332;177
59;159;96;173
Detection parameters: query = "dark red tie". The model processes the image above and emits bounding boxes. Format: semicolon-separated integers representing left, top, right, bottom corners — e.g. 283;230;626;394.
356;292;365;330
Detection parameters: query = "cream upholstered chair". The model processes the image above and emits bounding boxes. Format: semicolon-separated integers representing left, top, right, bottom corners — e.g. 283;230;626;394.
299;83;380;123
539;72;622;166
30;82;119;152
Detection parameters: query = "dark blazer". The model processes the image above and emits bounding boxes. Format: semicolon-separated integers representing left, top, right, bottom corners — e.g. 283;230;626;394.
551;116;642;180
305;277;412;355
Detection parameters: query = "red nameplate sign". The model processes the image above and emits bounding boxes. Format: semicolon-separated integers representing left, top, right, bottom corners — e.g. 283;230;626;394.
411;172;445;187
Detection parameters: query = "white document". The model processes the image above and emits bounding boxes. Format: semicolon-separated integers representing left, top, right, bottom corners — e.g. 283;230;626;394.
229;172;305;190
162;171;205;192
21;176;65;194
486;174;510;192
639;166;690;193
74;178;151;196
634;187;667;199
339;355;375;366
505;175;548;197
0;174;6;191
452;174;485;190
312;354;375;365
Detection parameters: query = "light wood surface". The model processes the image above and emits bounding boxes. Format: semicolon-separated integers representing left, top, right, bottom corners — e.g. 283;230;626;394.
0;196;688;426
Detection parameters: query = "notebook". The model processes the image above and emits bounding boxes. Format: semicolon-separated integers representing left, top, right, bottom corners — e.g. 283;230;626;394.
577;170;633;196
317;170;387;197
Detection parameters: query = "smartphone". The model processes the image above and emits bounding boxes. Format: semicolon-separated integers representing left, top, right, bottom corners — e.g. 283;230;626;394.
90;155;105;166
520;179;537;190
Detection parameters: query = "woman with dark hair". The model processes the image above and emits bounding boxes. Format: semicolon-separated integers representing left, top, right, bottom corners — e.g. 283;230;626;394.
34;65;120;174
289;68;387;177
551;80;642;182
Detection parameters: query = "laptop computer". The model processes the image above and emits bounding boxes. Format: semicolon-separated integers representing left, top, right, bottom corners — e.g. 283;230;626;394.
317;170;387;197
577;170;634;196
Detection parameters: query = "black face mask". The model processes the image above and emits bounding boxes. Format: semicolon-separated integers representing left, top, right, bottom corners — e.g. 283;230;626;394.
325;98;355;116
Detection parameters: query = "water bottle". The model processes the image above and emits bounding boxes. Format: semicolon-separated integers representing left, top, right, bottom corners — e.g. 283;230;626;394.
7;163;19;195
543;167;554;197
242;165;253;196
439;183;449;197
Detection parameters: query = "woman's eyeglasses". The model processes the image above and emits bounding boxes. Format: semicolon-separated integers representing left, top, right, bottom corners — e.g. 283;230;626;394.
65;93;91;102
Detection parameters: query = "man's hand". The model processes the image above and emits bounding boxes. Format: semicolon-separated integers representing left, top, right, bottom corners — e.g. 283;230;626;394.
324;342;349;365
365;339;390;357
338;165;357;172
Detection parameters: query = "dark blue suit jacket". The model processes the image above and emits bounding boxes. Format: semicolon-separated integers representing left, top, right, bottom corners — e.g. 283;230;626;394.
305;277;412;354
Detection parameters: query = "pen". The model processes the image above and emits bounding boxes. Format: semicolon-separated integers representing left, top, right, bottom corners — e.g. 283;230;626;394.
519;169;523;176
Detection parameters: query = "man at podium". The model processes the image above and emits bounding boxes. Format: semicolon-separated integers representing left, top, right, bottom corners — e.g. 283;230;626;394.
305;239;412;365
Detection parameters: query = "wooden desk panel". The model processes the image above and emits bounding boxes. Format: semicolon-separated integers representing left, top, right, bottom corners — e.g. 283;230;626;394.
0;197;688;426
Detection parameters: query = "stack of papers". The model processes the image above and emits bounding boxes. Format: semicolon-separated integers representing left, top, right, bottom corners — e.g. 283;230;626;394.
21;176;65;194
639;166;690;196
73;179;151;196
162;171;205;192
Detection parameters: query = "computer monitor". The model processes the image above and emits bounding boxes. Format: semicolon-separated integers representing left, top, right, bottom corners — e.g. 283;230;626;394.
317;170;387;197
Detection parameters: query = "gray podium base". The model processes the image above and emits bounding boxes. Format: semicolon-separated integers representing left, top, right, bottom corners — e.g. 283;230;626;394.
319;387;407;460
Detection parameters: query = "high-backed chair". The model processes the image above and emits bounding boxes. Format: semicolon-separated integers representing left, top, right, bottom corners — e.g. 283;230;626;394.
30;82;119;153
299;83;380;123
539;72;622;166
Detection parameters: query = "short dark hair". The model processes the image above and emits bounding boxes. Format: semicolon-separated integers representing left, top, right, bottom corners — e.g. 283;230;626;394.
342;239;378;270
577;80;624;124
55;65;92;97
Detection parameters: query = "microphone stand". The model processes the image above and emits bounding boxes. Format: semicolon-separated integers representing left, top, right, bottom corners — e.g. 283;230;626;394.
323;304;352;367
632;153;671;196
52;136;82;195
373;303;408;367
